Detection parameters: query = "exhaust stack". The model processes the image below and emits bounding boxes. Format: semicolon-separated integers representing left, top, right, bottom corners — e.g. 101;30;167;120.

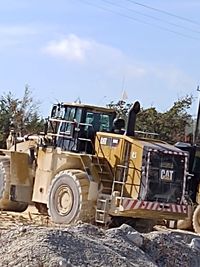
126;101;140;137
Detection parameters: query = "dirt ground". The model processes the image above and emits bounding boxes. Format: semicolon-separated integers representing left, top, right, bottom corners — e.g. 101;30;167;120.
0;205;51;229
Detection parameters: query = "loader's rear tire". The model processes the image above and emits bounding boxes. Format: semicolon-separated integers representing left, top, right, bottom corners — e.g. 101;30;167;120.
192;205;200;233
177;205;193;230
0;156;28;212
47;170;95;224
177;219;192;230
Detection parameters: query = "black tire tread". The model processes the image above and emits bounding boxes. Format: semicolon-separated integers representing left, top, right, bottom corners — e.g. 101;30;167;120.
192;205;200;233
47;169;95;224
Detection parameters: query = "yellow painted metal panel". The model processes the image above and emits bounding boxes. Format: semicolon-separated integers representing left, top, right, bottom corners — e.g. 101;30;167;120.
124;140;143;199
10;151;31;185
32;148;85;203
95;132;144;200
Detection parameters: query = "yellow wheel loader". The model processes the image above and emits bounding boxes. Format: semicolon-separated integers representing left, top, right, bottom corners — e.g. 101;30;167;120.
0;101;190;230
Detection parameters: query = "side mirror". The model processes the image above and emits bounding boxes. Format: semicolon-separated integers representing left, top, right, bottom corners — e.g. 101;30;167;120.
51;104;62;118
51;105;57;118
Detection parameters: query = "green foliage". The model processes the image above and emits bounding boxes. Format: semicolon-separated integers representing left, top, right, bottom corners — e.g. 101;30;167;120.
157;95;193;143
107;100;132;121
136;107;161;134
0;85;44;148
107;95;193;143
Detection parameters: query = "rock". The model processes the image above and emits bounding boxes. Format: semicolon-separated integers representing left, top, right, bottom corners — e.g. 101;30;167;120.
105;227;121;237
58;259;72;267
126;230;144;247
18;226;27;233
190;238;200;251
106;224;144;247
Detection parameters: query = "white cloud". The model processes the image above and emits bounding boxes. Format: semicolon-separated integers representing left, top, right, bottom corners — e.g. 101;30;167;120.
43;34;145;78
43;34;194;92
43;34;93;62
43;34;124;63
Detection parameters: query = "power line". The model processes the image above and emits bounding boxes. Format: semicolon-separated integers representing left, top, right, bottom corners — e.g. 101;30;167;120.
79;0;200;41
101;0;200;34
125;0;200;26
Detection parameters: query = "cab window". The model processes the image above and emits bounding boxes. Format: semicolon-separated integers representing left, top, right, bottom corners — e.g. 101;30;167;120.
85;111;113;132
60;107;82;134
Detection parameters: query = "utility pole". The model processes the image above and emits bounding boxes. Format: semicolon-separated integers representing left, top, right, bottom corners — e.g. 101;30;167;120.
194;85;200;144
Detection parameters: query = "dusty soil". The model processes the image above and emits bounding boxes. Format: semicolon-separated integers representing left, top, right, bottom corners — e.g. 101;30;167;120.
0;205;51;229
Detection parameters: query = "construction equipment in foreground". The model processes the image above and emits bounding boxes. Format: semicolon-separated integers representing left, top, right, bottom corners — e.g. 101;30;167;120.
0;101;190;231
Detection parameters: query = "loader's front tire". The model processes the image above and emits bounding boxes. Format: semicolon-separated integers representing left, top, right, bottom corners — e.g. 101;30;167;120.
47;170;95;224
192;205;200;233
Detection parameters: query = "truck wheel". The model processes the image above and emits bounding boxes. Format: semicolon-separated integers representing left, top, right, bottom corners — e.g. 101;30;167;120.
192;205;200;233
0;156;28;212
47;170;95;224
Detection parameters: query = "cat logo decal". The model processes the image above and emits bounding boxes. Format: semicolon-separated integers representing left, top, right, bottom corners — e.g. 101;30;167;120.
160;169;173;181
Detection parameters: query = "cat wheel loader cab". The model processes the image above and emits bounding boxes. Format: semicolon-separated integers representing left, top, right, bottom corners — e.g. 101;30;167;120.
0;100;190;230
48;102;116;153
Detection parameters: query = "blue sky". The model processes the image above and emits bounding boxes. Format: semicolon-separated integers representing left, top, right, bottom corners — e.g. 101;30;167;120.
0;0;200;117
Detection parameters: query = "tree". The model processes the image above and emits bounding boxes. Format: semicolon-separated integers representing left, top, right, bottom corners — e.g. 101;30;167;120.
107;95;193;144
107;100;132;121
157;95;193;143
136;107;161;134
0;86;44;148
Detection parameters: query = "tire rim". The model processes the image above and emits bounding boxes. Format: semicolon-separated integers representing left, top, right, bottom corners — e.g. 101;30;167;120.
197;211;200;226
56;185;73;216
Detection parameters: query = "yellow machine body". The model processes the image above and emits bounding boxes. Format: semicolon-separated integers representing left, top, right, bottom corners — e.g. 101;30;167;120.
0;101;190;226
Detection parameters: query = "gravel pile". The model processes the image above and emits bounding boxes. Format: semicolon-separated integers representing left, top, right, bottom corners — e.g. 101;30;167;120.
0;222;200;267
143;230;200;267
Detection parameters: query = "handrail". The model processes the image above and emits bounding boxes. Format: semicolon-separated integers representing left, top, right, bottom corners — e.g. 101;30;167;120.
112;157;143;201
48;117;113;175
135;130;159;139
